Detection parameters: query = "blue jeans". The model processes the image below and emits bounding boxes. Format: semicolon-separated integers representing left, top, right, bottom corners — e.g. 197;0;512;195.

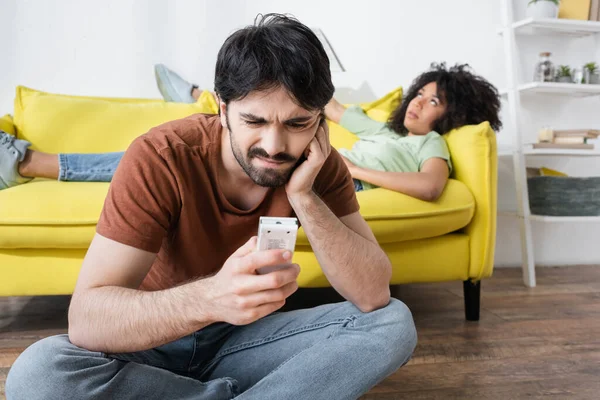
6;299;416;400
353;179;364;192
58;152;124;182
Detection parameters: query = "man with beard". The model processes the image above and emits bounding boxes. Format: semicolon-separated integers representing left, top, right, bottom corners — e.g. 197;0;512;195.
6;14;416;400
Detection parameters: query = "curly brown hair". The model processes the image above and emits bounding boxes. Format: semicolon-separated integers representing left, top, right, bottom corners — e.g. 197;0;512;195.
387;62;502;135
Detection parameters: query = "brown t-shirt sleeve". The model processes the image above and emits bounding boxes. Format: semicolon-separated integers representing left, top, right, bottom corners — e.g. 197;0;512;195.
96;136;181;253
313;147;360;218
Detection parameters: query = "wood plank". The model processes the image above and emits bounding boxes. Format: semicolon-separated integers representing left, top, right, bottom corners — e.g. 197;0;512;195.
409;336;596;365
369;352;600;394
361;375;600;399
0;350;22;369
0;367;7;400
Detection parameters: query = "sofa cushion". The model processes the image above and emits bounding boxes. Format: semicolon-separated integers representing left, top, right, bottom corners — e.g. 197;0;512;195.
0;179;107;248
297;179;474;245
0;233;470;296
13;86;218;153
294;233;470;287
0;178;473;249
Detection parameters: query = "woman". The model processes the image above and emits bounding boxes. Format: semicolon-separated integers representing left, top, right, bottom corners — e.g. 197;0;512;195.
0;63;501;201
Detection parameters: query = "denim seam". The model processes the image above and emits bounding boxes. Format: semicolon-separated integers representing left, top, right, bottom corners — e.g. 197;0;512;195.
57;153;68;181
213;319;349;359
196;311;365;381
105;354;182;371
187;331;200;373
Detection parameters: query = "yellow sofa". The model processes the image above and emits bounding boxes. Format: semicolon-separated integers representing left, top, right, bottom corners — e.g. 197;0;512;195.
0;86;497;321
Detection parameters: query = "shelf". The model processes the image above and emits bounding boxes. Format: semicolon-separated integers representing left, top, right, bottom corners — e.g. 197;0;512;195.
529;215;600;222
496;145;600;156
498;17;600;37
500;82;600;97
520;82;600;96
522;145;600;156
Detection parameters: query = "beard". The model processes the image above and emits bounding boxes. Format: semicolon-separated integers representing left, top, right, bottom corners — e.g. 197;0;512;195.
227;114;298;188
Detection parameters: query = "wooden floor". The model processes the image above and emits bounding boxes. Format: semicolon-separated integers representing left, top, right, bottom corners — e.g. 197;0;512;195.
1;266;600;399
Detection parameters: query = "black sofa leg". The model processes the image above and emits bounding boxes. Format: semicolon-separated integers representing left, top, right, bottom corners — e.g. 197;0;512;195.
463;280;481;321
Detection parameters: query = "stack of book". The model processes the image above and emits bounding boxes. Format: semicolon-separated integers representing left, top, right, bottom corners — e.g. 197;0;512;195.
533;129;600;150
588;0;600;21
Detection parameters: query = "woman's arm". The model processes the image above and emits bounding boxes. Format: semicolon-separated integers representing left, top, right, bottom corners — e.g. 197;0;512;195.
324;98;346;124
344;157;450;202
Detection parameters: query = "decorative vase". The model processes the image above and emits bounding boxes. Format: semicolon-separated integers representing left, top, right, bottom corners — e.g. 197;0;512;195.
583;70;600;84
556;76;573;83
526;1;559;18
533;52;555;82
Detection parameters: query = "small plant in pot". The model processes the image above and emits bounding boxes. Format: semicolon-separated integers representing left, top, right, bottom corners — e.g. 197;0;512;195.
584;62;600;84
527;0;560;19
555;65;573;83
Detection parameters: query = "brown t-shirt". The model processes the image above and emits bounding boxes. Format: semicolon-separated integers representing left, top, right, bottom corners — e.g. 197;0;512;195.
96;113;359;291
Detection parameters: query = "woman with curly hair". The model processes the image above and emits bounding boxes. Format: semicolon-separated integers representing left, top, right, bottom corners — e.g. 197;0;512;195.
326;62;502;200
0;63;501;201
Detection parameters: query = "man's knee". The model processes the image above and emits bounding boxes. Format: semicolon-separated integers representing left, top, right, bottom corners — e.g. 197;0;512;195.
370;298;418;367
6;334;87;399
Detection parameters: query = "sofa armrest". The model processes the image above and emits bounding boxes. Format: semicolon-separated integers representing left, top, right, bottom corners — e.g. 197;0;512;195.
445;122;497;280
0;114;15;135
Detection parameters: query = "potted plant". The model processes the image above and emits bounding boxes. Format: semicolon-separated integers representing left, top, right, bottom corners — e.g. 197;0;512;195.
555;65;573;83
527;0;560;19
584;62;600;84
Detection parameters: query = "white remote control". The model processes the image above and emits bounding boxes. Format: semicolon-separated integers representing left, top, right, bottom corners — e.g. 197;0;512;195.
256;216;298;274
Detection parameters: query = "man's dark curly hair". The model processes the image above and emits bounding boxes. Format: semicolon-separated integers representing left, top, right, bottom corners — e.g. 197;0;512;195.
387;63;502;135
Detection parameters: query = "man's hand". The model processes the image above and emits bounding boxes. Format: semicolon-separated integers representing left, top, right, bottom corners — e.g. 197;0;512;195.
201;236;300;326
285;119;331;198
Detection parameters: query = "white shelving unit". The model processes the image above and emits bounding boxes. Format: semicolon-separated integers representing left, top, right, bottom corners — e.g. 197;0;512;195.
499;1;600;288
522;145;600;156
501;82;600;96
499;17;600;37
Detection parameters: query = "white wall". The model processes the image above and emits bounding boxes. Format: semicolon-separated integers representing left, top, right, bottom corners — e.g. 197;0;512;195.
2;0;599;267
1;0;243;111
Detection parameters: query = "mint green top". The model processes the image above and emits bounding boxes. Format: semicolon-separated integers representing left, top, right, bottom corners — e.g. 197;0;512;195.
338;105;452;190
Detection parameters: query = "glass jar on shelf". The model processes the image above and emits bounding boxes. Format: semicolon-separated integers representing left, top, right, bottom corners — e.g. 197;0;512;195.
573;68;584;84
537;126;554;143
533;52;555;83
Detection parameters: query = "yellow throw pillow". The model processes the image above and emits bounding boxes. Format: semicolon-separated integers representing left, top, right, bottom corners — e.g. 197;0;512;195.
540;167;568;177
329;86;403;150
13;86;218;153
0;114;15;135
359;86;403;121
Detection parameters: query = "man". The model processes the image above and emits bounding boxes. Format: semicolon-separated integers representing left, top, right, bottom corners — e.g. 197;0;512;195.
6;14;416;400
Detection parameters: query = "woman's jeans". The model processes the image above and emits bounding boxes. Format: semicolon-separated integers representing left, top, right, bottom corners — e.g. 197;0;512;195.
58;152;124;182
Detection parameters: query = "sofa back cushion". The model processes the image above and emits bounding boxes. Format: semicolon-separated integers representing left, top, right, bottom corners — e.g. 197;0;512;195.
13;86;218;153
